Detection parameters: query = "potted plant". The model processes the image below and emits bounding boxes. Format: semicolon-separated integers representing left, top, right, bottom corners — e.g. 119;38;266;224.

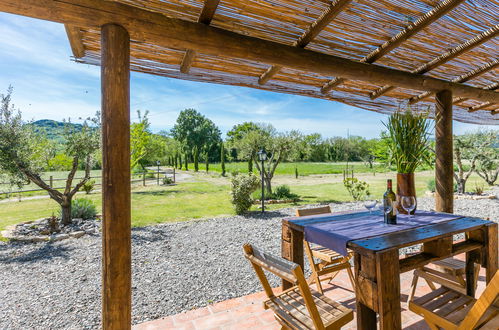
384;107;432;214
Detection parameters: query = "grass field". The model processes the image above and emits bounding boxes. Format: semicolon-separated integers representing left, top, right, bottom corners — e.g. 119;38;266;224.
188;161;390;176
1;170;490;238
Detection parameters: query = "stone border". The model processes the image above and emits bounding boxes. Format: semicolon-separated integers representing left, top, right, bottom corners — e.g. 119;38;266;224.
1;219;92;243
424;191;497;200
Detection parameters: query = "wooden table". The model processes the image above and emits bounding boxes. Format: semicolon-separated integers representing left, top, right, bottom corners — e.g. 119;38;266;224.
281;215;498;329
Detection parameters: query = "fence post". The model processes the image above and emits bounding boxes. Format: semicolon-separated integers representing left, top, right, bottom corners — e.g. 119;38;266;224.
142;172;146;186
173;167;176;183
157;167;160;185
50;175;53;188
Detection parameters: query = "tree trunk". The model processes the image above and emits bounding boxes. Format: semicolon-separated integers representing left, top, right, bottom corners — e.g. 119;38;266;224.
60;201;72;225
184;154;188;171
264;177;272;195
194;147;199;172
248;158;253;173
457;179;465;194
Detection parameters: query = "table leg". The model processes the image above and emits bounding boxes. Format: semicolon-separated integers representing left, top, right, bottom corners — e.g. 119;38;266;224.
354;253;377;330
465;250;479;297
281;222;303;290
485;223;498;284
376;249;401;330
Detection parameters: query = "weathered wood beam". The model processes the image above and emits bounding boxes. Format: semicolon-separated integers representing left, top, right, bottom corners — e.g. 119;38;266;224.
435;90;453;213
101;23;131;330
453;82;499;105
409;60;499;104
370;25;499;99
321;0;465;93
258;0;351;85
1;0;498;103
468;101;492;113
179;0;220;74
64;24;85;58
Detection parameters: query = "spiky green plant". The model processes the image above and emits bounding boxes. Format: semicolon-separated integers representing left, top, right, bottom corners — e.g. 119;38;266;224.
384;108;432;173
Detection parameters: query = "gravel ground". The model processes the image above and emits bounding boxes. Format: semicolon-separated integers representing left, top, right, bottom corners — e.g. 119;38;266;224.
1;191;498;329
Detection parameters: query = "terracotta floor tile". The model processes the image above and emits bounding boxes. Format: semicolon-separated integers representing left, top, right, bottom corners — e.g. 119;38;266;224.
135;263;487;329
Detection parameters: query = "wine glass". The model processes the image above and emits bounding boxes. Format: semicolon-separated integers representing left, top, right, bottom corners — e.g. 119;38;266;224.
363;195;377;214
378;201;393;225
401;196;417;222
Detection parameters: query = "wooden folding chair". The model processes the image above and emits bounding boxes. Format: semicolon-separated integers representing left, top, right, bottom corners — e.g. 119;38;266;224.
409;270;499;329
296;206;355;293
243;243;353;329
408;257;480;302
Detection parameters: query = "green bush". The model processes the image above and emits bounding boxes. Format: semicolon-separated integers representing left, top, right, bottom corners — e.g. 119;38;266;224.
343;177;370;201
162;176;174;185
427;178;458;193
230;173;260;215
82;179;95;194
427;178;436;192
275;185;299;200
70;198;97;220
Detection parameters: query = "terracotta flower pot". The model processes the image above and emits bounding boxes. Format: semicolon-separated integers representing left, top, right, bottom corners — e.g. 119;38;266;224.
396;173;417;214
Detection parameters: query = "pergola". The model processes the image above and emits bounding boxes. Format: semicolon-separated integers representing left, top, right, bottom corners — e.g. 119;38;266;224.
1;0;498;329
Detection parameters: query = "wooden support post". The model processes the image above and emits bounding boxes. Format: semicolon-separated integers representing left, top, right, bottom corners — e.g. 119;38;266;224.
101;23;131;330
142;171;146;186
173;167;176;183
435;90;453;213
49;175;53;188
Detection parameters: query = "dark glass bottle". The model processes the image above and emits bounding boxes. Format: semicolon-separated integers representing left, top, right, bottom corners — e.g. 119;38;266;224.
383;179;397;224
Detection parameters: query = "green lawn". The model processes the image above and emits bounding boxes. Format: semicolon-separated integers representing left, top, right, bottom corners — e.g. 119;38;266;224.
0;171;490;238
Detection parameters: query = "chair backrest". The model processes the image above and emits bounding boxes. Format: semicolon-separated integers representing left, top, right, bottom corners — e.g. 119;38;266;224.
295;205;331;217
459;270;499;329
243;243;325;329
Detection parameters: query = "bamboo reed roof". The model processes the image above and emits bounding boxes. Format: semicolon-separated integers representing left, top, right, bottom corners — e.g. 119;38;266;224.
73;0;499;124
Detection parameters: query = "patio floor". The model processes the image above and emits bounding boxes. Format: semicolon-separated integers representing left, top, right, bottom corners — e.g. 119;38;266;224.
134;257;487;330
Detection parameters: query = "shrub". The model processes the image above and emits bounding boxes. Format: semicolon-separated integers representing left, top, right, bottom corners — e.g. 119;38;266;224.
82;179;95;194
343;177;370;201
230;173;260;215
70;198;97;220
275;185;299;200
427;178;436;192
162;176;174;185
428;178;458;193
473;184;484;195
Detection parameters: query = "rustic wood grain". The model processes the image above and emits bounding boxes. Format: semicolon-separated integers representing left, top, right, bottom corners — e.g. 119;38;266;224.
435;89;454;213
101;23;131;330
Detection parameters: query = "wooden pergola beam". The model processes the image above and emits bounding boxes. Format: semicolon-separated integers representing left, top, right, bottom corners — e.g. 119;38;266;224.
468;101;492;113
409;59;499;104
1;0;498;103
321;0;465;93
258;0;351;85
179;0;220;74
453;82;499;105
370;24;499;99
64;24;85;58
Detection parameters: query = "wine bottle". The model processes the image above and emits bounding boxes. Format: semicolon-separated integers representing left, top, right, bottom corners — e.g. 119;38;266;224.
383;179;397;224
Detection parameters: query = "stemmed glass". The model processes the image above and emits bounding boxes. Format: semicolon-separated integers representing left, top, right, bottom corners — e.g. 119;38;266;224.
401;196;417;223
363;195;377;214
378;201;393;226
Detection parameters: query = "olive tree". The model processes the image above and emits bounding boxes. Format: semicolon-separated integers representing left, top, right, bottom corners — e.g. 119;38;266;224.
453;131;497;194
0;87;100;225
233;124;301;194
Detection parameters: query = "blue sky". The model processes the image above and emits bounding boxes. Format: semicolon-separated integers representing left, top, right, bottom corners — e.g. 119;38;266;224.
0;12;490;139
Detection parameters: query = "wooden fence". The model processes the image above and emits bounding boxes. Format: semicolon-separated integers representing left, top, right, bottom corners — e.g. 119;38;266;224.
0;168;176;196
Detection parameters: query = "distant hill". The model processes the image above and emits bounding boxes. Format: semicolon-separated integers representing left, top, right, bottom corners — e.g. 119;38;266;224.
30;119;83;142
